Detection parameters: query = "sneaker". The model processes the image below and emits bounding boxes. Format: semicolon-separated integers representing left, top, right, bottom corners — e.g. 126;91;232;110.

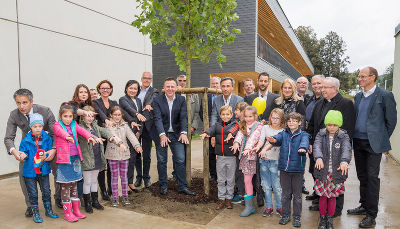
293;216;301;228
111;198;119;207
122;197;130;206
279;215;290;225
263;208;273;217
276;208;283;217
232;195;243;204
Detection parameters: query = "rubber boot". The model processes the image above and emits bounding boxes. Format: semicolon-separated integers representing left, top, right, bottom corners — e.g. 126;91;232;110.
83;194;93;213
318;215;327;229
71;198;86;219
31;205;43;223
91;192;104;210
62;201;78;222
43;202;58;218
240;194;255;217
326;216;334;229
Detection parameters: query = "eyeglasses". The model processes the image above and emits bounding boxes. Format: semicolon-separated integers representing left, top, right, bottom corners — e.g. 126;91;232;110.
142;77;152;80
178;80;186;82
322;86;335;89
271;117;281;121
297;82;308;85
287;120;299;123
100;88;111;91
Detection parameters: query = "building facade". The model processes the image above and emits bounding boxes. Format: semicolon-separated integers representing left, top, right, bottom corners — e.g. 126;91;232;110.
390;23;400;162
0;0;152;175
152;0;314;95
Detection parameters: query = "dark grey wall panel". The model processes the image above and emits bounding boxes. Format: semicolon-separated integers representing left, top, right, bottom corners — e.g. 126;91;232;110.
152;0;257;90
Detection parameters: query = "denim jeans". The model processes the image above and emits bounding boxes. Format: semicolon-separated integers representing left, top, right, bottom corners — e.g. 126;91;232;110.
24;174;51;206
155;132;187;191
259;159;282;209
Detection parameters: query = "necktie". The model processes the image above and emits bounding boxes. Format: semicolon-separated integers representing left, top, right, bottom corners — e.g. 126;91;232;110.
26;114;30;124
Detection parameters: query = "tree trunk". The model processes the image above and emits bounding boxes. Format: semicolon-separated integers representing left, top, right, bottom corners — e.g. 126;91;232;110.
202;90;210;196
185;40;192;187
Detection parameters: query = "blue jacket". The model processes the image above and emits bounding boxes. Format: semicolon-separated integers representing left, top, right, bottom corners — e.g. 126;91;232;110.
354;87;397;153
272;128;310;173
19;131;53;177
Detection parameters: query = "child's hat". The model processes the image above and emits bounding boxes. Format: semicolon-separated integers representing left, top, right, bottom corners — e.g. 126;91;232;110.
29;113;44;127
324;110;343;127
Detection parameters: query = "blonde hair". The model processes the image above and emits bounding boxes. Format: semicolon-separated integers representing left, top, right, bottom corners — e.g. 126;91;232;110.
269;108;286;129
239;106;258;136
275;78;301;105
80;105;96;124
219;105;233;115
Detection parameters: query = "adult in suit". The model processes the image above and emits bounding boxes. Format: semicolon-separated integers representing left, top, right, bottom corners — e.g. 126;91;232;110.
200;77;221;181
210;77;243;126
119;80;144;192
243;72;279;123
152;77;195;195
307;77;355;217
135;72;159;188
4;88;58;216
243;72;279;207
347;67;397;228
296;76;312;106
93;80;118;200
243;78;256;96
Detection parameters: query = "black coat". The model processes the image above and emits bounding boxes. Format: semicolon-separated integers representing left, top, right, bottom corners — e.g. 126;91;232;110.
119;95;143;134
307;93;355;145
141;86;159;132
93;98;118;126
205;119;238;156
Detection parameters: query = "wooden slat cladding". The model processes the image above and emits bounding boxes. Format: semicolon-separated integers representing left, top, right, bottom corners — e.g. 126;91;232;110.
258;0;313;75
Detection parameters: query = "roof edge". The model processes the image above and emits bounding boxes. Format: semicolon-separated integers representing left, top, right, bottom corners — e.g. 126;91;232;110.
265;0;314;74
395;23;400;37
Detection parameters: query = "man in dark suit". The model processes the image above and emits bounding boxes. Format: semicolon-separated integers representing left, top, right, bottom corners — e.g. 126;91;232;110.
135;72;159;188
243;72;279;207
307;77;355;216
152;77;195;196
347;67;397;228
243;72;279;123
4;88;59;216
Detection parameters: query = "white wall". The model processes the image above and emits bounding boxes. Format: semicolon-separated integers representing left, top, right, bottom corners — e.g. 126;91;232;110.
0;0;152;175
390;25;400;162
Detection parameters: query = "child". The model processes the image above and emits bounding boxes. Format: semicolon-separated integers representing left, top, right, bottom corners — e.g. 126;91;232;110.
267;112;310;227
201;106;239;210
253;108;285;217
20;113;58;223
54;103;96;222
79;105;122;213
232;106;263;217
313;110;351;229
228;102;248;204
105;106;142;207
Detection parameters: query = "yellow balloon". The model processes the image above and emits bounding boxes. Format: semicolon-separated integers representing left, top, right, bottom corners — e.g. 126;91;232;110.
252;97;267;115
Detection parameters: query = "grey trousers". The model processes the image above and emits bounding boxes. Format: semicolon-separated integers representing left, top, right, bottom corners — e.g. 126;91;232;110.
280;171;303;217
217;156;236;200
19;159;61;207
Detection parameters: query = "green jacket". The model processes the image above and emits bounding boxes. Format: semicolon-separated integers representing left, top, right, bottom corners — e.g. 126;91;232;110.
78;120;114;171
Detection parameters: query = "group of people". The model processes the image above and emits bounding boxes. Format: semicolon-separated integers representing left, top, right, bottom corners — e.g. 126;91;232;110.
4;67;397;229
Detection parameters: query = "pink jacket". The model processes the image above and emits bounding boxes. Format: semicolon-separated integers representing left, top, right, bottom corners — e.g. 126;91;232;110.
234;122;263;160
54;120;92;164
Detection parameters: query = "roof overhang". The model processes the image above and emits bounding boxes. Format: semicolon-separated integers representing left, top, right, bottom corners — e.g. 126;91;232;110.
258;0;314;75
395;23;400;37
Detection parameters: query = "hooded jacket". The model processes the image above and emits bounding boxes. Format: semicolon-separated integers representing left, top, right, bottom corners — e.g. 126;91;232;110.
205;119;238;156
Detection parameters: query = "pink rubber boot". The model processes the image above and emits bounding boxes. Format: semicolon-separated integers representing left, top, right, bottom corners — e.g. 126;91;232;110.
71;198;86;219
62;201;78;222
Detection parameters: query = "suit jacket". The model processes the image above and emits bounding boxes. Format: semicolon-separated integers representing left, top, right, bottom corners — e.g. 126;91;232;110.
211;94;243;126
187;94;202;131
4;104;56;154
354;87;397;153
199;93;214;123
119;95;143;134
307;93;355;145
93;98;118;126
141;86;159;131
152;93;188;143
244;91;279;122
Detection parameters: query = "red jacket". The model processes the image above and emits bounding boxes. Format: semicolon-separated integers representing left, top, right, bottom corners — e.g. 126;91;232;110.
54;120;92;164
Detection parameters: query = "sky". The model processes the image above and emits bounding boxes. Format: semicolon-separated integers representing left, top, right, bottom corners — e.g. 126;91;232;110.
279;0;400;75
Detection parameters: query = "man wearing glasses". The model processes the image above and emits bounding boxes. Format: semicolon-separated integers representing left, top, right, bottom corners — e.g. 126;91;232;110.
347;67;397;228
296;76;312;106
307;77;355;217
